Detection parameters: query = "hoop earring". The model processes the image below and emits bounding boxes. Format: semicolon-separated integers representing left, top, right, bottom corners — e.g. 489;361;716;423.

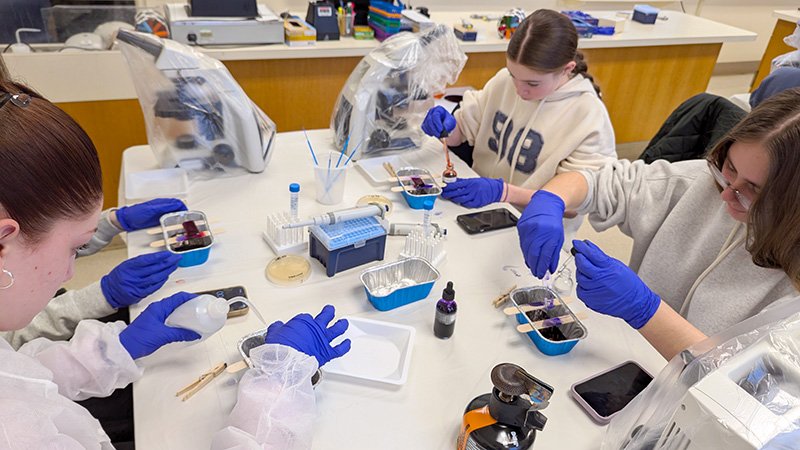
0;269;14;289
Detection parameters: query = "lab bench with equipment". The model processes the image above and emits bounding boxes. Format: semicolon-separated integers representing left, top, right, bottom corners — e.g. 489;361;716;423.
120;129;667;450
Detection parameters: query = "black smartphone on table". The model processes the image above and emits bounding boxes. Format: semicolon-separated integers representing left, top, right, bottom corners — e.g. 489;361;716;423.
570;361;654;424
193;285;249;318
456;208;519;234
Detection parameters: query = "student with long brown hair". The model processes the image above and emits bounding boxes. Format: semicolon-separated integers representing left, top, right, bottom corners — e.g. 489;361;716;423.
517;88;800;360
0;72;348;447
421;9;616;211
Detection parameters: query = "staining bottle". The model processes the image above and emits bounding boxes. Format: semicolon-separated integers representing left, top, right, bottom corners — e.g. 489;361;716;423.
434;281;457;339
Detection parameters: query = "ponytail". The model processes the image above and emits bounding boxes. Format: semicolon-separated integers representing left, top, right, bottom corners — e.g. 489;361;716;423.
571;51;601;97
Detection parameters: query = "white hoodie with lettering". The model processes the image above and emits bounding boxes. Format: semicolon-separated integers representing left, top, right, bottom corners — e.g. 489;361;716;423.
455;69;617;190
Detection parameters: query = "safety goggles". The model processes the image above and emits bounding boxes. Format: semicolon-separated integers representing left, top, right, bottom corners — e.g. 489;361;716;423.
707;159;752;210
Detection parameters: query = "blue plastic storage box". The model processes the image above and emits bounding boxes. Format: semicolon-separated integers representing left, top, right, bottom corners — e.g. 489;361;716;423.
395;167;441;209
360;257;440;311
510;286;587;356
309;216;388;277
632;5;658;24
160;210;214;267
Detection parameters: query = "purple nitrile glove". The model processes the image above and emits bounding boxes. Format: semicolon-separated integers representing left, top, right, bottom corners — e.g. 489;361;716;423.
517;190;566;278
441;177;504;208
572;239;661;329
115;198;187;231
421;106;456;138
264;305;351;368
119;292;201;360
101;251;182;308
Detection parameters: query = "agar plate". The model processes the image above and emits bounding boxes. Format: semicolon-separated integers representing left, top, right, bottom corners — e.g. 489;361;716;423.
322;316;415;385
266;254;311;286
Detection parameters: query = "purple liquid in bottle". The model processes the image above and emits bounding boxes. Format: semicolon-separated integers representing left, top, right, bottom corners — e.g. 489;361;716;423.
434;281;456;339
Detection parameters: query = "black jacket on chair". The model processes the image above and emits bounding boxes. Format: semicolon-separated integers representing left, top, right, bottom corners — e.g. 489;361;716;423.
638;93;746;164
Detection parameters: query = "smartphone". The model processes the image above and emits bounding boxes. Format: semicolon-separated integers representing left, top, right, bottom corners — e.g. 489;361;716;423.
456;208;518;234
193;285;249;318
570;361;653;424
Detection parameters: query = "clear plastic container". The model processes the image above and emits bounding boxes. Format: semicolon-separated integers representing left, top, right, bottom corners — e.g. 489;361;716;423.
165;294;239;341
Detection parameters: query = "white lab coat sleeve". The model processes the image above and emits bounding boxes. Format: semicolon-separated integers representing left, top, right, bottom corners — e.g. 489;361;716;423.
17;320;142;401
0;281;115;350
211;344;318;450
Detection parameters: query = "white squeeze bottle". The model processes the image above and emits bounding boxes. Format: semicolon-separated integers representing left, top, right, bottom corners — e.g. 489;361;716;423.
165;294;232;342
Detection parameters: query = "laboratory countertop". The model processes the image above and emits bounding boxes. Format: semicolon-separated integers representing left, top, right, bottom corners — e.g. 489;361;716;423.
773;10;800;23
121;129;666;450
5;10;754;104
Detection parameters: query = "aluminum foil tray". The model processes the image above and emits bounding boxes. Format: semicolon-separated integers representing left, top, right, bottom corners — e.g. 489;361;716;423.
510;285;587;356
360;257;440;311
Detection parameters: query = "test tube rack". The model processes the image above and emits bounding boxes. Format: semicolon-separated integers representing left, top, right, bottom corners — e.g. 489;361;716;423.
399;227;446;267
263;211;308;254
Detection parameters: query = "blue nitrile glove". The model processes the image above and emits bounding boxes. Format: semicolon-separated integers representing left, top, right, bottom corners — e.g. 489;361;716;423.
517;190;566;278
119;292;202;359
572;239;661;329
115;198;187;231
101;251;183;308
421;106;456;138
442;177;505;208
264;304;351;368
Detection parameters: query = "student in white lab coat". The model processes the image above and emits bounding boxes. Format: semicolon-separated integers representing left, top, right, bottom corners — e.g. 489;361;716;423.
0;72;348;449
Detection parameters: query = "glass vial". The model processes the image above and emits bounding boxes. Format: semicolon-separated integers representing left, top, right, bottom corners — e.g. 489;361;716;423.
434;281;457;339
289;183;300;220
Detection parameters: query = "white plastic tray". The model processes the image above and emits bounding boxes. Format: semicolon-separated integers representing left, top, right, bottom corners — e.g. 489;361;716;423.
354;155;412;185
125;168;188;202
323;316;415;385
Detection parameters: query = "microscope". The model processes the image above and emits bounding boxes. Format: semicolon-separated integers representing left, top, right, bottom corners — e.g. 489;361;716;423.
117;29;276;174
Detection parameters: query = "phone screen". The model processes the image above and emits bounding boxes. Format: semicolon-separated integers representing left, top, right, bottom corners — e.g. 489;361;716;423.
572;362;653;420
456;208;518;234
194;286;249;317
194;286;248;300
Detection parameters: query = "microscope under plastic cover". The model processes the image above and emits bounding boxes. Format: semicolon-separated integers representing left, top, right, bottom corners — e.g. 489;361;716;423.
117;29;276;174
656;330;800;450
330;24;466;156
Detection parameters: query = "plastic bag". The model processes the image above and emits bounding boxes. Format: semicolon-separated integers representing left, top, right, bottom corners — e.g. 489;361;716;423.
330;24;466;157
771;23;800;73
602;296;800;450
117;29;276;177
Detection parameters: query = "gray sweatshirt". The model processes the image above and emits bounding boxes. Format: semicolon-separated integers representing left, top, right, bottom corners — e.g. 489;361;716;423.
577;159;797;336
0;281;115;349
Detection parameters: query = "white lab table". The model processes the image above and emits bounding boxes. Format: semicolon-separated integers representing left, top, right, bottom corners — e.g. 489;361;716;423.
122;129;665;449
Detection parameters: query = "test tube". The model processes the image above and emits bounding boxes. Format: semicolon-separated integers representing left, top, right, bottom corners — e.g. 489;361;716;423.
289;183;300;220
422;200;434;236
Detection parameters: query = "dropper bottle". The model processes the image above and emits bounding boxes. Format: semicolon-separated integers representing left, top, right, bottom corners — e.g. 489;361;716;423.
440;130;458;183
434;281;457;339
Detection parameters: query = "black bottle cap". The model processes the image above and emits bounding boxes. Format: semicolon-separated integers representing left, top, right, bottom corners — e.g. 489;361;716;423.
570;246;578;256
439;129;449;139
442;281;455;300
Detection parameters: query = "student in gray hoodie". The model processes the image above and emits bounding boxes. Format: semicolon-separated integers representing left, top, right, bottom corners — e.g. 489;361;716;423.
517;88;800;360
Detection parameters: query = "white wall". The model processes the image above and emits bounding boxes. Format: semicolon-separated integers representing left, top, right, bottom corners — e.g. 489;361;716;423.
136;0;789;65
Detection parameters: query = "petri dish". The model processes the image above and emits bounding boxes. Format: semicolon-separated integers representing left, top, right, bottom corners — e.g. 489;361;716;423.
265;254;311;286
357;194;393;215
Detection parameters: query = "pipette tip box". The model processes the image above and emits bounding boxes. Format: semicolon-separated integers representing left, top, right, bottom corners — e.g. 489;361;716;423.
309;216;389;277
510;286;587;356
360;257;440;311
